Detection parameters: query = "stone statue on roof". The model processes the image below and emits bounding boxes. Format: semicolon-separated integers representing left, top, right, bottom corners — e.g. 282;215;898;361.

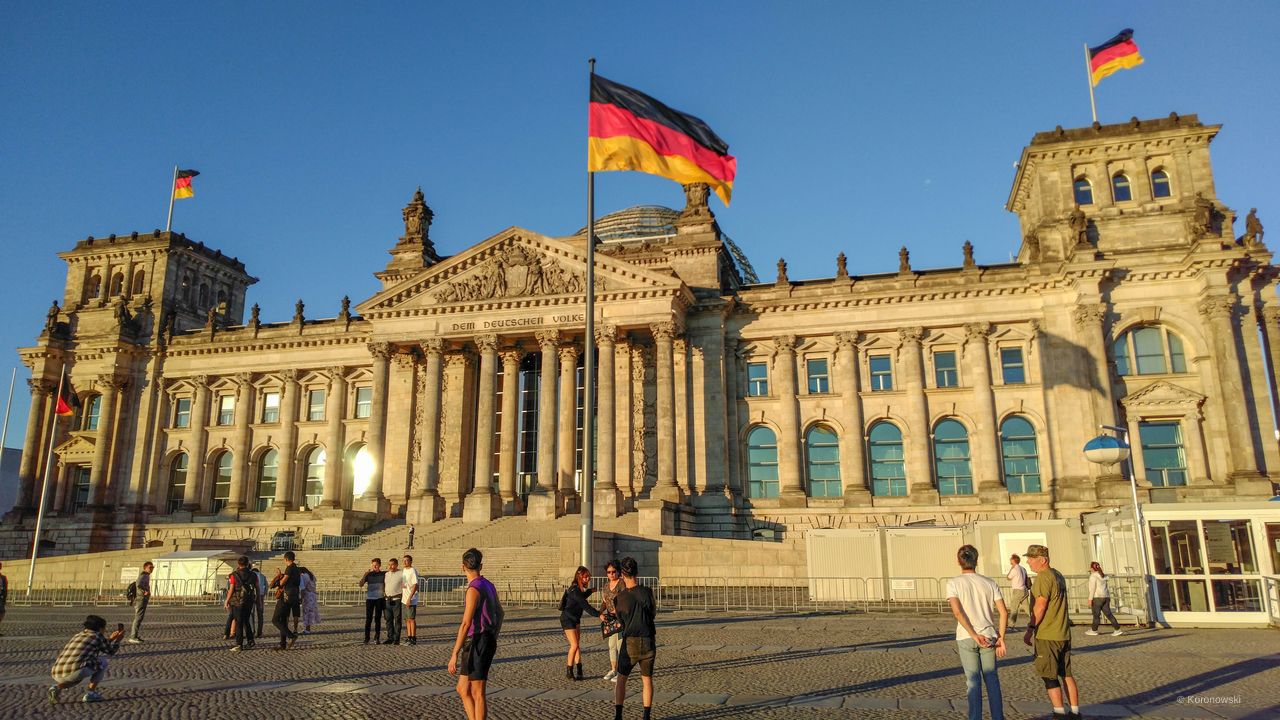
1243;208;1264;248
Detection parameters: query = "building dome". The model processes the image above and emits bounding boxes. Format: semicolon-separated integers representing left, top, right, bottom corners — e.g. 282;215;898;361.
577;205;679;243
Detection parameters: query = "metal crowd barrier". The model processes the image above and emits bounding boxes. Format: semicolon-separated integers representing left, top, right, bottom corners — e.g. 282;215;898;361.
310;534;366;551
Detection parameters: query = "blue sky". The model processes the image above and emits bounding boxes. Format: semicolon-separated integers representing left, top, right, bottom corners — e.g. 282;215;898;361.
2;2;1279;449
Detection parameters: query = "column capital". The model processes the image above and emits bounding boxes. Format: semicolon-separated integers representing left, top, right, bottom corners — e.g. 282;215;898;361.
234;371;254;387
96;374;128;393
673;337;688;354
1028;319;1043;339
650;321;679;343
1261;305;1280;326
772;334;797;354
499;346;525;367
368;341;394;361
534;329;561;350
594;324;617;346
392;351;416;371
557;343;580;364
964;322;992;343
422;337;445;355
26;378;52;396
1197;295;1238;320
897;326;925;345
474;333;499;354
834;331;861;351
325;366;347;383
190;374;210;388
279;368;298;383
443;352;471;371
1072;303;1107;327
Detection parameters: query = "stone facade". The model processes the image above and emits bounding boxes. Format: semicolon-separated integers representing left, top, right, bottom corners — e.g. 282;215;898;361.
3;114;1278;558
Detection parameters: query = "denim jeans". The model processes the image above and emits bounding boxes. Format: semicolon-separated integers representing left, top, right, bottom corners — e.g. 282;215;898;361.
957;638;1004;720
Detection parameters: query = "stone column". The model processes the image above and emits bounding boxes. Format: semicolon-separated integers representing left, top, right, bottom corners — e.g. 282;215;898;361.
498;346;524;515
966;322;1007;501
413;338;446;523
466;334;502;522
1260;306;1280;430
834;332;870;505
182;376;211;511
1198;296;1265;485
1073;304;1119;429
557;342;580;512
674;337;691;494
272;369;300;512
226;372;255;513
723;339;742;502
527;329;561;521
772;334;807;505
86;374;126;509
359;342;392;512
651;322;682;503
594;326;623;517
15;379;50;512
899;327;939;502
320;367;346;509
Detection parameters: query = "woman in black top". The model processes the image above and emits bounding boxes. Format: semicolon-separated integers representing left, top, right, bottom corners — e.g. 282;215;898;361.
559;565;599;680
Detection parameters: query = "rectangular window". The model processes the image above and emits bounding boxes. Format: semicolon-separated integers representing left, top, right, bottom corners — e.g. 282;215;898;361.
1000;348;1026;384
173;397;192;428
1139;421;1188;487
747;362;769;397
869;355;893;391
307;389;326;422
354;387;372;419
217;395;235;426
934;351;958;388
806;359;830;394
261;392;280;423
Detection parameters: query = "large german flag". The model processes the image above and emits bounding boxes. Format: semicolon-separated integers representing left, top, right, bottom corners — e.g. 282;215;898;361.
173;168;200;199
1089;29;1143;86
589;74;736;205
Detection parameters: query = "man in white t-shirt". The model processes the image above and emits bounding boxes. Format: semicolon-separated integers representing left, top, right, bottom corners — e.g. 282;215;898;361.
1006;554;1030;630
383;558;405;645
946;544;1008;720
402;555;420;646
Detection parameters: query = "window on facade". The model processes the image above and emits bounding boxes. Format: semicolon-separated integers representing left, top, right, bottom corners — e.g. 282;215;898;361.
746;426;780;499
304;447;325;508
167;454;188;513
869;355;893;391
217;395;235;425
261;392;280;423
256;449;277;512
307;389;325;421
1114;327;1187;376
83;395;102;431
1151;169;1172;198
934;351;958;388
132;270;145;295
354;387;372;419
934;419;973;495
198;283;209;308
1073;178;1094;205
86;275;102;300
804;425;841;497
868;422;906;497
806;359;830;394
1000;348;1026;384
173;397;192;428
1112;173;1132;202
1139;421;1188;487
747;362;769;397
110;273;125;297
517;354;541;496
347;443;374;499
1000;415;1041;493
71;466;91;513
212;452;232;512
1150;519;1264;613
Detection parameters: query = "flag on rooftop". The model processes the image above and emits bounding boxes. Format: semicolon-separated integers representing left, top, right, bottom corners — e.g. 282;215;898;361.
1088;29;1144;86
173;168;200;199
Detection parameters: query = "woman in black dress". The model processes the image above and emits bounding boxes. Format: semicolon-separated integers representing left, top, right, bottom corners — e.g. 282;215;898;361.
559;565;600;680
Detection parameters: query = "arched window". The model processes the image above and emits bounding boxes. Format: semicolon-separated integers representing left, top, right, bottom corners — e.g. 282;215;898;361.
1073;178;1094;205
746;426;780;499
804;425;841;497
86;274;102;301
83;395;102;431
198;283;209;308
303;447;325;509
933;419;972;495
1111;173;1132;202
1151;169;1171;198
167;454;188;513
131;270;145;295
211;452;233;512
256;449;278;512
868;422;906;497
1000;416;1041;493
344;443;373;503
181;274;192;303
1113;326;1187;376
110;273;125;296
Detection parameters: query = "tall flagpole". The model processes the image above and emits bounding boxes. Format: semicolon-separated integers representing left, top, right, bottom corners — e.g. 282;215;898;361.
165;165;178;233
0;368;15;487
1083;43;1098;123
581;57;597;569
26;366;66;595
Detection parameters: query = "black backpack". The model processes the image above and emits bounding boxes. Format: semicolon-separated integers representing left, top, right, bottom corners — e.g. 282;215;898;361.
124;581;137;605
230;569;256;606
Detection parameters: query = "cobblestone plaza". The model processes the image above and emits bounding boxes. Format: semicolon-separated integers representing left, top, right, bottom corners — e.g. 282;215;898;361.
0;605;1275;719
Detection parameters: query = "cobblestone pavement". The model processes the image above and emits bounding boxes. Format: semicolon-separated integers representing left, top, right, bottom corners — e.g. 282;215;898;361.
0;606;1275;719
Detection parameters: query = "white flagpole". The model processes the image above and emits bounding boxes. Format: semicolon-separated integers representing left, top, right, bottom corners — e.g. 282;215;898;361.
1084;43;1098;123
0;369;14;495
581;58;597;570
26;366;66;595
165;165;178;233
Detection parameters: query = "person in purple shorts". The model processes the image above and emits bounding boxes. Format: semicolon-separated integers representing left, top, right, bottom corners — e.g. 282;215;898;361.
448;548;504;720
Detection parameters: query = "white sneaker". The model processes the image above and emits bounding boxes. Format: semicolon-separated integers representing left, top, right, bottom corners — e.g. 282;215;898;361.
610;674;618;683
1084;630;1099;636
126;638;143;644
603;670;616;681
229;646;242;652
1112;629;1124;636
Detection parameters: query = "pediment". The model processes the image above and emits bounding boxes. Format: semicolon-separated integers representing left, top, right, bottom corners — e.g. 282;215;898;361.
1120;380;1206;409
358;228;685;317
54;434;97;459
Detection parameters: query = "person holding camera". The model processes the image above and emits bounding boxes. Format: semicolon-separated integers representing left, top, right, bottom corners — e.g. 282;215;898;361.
48;615;123;703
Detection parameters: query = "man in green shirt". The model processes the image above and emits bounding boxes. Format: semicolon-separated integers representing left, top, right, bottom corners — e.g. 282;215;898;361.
1022;544;1081;719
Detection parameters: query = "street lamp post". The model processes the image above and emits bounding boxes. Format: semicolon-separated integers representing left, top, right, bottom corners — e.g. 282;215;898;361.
1083;426;1157;626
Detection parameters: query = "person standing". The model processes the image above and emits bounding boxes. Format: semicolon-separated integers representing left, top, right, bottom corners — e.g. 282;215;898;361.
251;564;268;638
299;567;321;634
1006;554;1030;630
383;557;404;644
612;556;656;720
448;548;502;720
559;565;600;680
946;545;1007;720
1022;544;1081;720
270;551;301;651
47;615;123;704
358;558;386;645
127;562;152;644
224;556;257;651
600;560;624;682
0;560;8;636
402;555;420;645
1085;562;1124;637
407;524;415;549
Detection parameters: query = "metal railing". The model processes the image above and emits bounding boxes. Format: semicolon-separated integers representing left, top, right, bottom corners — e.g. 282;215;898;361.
309;534;366;551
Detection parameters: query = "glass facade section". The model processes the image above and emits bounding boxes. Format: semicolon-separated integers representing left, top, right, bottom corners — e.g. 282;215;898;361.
933;419;973;495
1139;421;1188;487
256;449;277;512
1000;415;1041;493
804;425;841;497
303;447;325;508
746;426;779;499
212;452;232;511
868;422;906;497
167;454;188;513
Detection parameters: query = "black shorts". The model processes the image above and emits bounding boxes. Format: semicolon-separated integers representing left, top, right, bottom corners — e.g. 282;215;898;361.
617;636;656;678
460;632;497;681
560;617;580;631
